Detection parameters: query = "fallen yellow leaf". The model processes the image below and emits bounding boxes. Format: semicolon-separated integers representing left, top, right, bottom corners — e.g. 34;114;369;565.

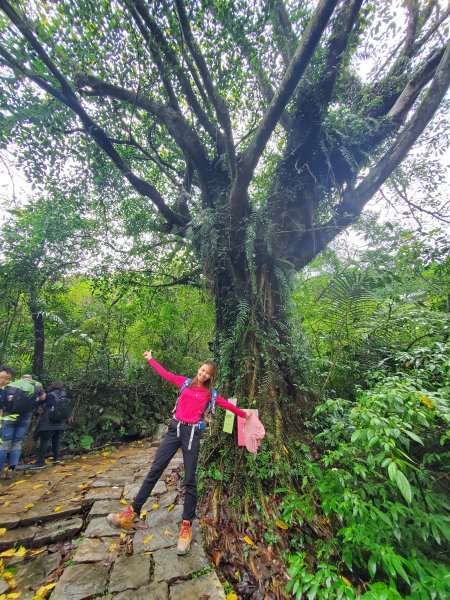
35;582;57;597
119;533;126;540
227;594;238;600
139;510;147;519
23;503;35;511
79;484;90;490
243;535;254;545
15;546;26;557
0;549;16;557
29;549;45;556
10;479;27;487
151;503;159;510
96;470;104;475
340;576;351;586
275;519;289;530
3;572;13;580
119;499;128;506
108;542;118;554
166;504;175;512
109;459;116;464
32;484;44;489
6;576;16;589
1;501;10;508
164;530;175;539
142;551;153;555
0;528;6;536
53;506;62;513
81;456;88;460
6;594;21;599
143;534;154;544
102;451;111;457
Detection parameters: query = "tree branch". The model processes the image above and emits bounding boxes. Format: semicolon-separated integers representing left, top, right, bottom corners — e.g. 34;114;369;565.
229;0;339;217
297;41;450;268
267;0;297;65
128;0;224;151
174;0;236;176
76;74;212;189
0;38;188;228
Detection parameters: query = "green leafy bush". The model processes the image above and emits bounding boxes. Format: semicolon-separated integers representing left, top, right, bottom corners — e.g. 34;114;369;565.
283;341;449;598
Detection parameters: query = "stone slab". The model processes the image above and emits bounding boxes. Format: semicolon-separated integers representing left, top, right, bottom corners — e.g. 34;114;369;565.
169;571;226;600
108;554;152;593
0;524;39;550
21;504;81;526
74;537;117;563
88;499;125;519
0;512;21;528
85;516;119;538
114;581;169;600
146;505;183;529
158;491;178;510
14;553;61;593
91;478;128;488
51;563;110;600
153;543;209;582
133;523;179;553
84;487;123;502
123;483;141;500
31;517;83;548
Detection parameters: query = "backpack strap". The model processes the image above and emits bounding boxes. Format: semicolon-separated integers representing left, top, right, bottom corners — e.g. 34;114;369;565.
202;389;218;421
172;378;192;415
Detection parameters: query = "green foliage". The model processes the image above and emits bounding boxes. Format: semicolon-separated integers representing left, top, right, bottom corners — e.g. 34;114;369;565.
281;339;450;598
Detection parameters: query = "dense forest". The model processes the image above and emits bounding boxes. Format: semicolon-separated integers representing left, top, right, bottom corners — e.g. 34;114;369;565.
1;0;449;598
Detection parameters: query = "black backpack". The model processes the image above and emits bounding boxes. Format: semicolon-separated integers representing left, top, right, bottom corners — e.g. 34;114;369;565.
48;390;70;423
4;380;38;415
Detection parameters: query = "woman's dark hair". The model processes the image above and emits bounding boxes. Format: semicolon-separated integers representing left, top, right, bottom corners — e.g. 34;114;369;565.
190;360;217;393
50;380;64;391
0;366;14;377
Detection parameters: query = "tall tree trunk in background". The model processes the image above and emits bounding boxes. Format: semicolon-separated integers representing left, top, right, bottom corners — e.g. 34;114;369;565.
29;291;44;381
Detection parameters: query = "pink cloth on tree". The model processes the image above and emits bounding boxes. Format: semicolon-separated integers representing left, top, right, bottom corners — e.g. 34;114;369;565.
243;412;265;457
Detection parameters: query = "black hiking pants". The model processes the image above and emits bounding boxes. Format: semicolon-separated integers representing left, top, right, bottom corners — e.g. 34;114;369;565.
132;419;202;522
37;430;62;465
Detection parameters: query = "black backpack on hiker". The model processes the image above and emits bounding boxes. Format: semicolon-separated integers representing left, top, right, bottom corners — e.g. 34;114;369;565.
48;390;70;423
4;380;38;415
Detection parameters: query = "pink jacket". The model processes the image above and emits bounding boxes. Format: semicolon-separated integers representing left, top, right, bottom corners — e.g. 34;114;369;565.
148;358;247;423
243;412;265;456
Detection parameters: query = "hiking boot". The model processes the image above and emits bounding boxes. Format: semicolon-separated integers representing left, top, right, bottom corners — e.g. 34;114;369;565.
28;463;45;470
106;505;137;533
177;520;192;555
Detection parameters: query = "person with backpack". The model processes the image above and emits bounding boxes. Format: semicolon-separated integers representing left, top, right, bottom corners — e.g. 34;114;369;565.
0;374;45;476
29;380;68;469
107;350;252;555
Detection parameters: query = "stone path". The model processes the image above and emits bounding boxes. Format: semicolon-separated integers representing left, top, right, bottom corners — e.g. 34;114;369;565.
0;433;227;600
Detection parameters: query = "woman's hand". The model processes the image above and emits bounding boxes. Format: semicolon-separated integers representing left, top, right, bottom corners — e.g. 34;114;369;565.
143;350;153;360
245;409;253;419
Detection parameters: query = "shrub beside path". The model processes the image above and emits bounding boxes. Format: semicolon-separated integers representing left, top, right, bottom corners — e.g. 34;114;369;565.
0;430;226;599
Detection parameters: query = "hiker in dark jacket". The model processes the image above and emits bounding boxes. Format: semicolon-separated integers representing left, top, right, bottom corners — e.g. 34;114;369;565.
29;380;67;469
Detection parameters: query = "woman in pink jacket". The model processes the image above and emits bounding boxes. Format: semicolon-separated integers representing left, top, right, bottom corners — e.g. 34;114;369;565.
107;350;251;555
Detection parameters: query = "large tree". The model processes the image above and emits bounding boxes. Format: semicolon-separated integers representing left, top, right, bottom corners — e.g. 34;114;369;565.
1;0;449;477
